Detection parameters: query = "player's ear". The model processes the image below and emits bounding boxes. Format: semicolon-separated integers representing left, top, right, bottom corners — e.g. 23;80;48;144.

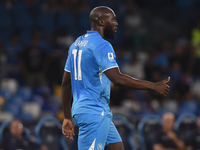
99;19;105;26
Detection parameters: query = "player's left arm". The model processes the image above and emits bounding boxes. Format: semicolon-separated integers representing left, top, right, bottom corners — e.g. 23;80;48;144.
61;71;75;140
95;42;169;96
104;67;170;96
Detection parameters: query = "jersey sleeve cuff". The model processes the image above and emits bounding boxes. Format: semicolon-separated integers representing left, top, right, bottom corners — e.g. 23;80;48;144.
102;66;118;73
64;69;70;72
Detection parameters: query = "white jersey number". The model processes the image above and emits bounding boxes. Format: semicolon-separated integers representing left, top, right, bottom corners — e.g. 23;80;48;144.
72;49;82;80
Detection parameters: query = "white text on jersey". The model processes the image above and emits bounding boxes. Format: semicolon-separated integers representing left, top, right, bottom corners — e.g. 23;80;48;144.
75;40;88;47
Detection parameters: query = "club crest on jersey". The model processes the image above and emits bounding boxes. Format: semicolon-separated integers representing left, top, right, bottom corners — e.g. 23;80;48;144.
97;143;103;150
108;53;114;60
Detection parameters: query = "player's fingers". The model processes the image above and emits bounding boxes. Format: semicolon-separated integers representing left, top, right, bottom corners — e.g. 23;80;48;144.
63;131;68;137
162;91;166;96
64;134;68;138
66;131;73;136
72;128;75;136
63;130;71;138
163;76;170;84
164;91;169;96
63;132;68;138
166;87;170;92
163;93;167;97
66;132;72;140
160;90;166;96
67;134;71;139
164;89;169;96
62;130;66;135
66;133;71;139
69;137;73;140
165;85;169;90
69;133;73;140
165;88;169;93
63;128;71;133
166;89;170;94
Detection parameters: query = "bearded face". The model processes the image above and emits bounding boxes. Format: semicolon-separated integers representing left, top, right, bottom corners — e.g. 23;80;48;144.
104;24;116;40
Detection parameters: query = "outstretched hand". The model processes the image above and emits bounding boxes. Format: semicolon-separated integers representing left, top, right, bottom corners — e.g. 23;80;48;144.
62;118;75;140
154;76;170;96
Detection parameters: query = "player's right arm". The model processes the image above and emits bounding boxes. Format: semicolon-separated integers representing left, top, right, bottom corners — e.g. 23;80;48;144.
61;47;75;140
104;67;170;96
61;71;72;119
61;71;75;140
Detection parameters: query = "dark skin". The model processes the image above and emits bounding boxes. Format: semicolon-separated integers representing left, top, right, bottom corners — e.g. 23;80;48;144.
62;6;170;150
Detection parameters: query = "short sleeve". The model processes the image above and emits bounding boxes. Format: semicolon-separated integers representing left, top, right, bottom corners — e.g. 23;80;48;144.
64;50;71;72
93;42;118;72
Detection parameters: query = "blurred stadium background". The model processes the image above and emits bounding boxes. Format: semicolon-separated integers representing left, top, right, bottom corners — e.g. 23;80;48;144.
0;0;200;150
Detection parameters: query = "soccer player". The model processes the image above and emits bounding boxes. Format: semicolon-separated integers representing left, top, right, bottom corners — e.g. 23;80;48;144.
61;6;170;150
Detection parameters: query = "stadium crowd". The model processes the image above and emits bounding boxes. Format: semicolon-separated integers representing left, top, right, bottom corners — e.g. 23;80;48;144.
1;0;200;150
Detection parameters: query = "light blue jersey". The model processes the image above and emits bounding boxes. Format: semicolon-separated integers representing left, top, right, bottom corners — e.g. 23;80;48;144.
64;31;122;150
64;31;118;117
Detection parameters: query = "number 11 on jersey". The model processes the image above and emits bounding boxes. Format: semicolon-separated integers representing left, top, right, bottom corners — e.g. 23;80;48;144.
72;49;83;80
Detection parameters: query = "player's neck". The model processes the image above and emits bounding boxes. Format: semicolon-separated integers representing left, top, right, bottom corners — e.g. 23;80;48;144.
91;27;105;39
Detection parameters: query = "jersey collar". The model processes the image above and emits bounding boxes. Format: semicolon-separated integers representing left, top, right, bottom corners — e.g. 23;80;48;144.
86;31;102;38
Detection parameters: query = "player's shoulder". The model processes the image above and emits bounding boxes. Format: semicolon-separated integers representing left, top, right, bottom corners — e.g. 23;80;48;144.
96;39;113;52
68;32;113;52
91;36;112;48
86;33;107;48
83;31;109;47
71;36;83;47
67;36;83;52
103;40;113;48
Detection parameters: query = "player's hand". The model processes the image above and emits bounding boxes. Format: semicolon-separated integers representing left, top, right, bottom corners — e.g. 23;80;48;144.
154;76;170;96
62;118;75;140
